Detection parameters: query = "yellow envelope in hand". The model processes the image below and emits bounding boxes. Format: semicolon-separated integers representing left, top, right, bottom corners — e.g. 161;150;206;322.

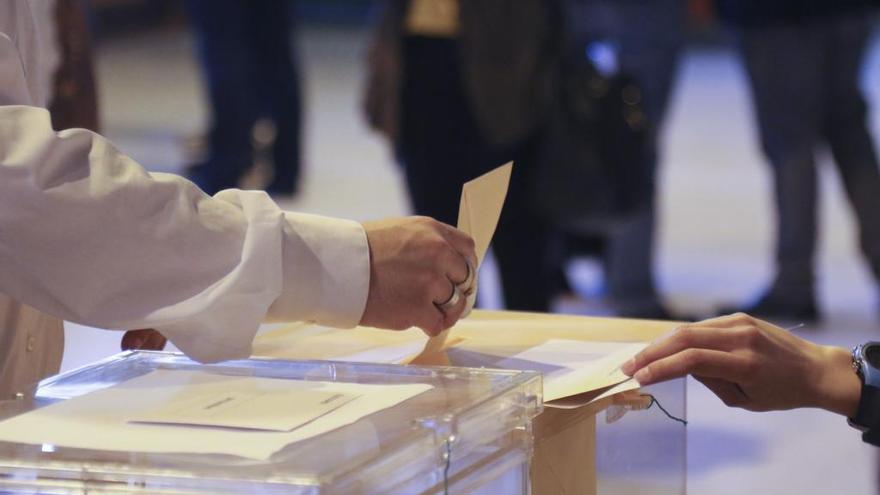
458;162;512;266
423;162;512;355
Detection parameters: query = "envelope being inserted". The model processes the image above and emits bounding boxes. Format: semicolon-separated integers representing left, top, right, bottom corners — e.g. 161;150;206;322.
457;162;512;266
422;162;512;356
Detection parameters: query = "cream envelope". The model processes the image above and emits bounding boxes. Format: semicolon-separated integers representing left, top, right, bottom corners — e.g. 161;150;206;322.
253;310;675;407
423;162;512;356
457;162;512;266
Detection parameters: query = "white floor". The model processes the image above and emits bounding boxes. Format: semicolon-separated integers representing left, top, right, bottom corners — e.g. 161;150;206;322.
60;26;880;493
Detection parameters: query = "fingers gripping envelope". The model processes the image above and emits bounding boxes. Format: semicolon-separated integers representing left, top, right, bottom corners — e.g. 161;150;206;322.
422;162;512;357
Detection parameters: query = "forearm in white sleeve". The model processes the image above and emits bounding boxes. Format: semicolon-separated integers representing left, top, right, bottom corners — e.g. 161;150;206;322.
0;108;373;363
0;26;370;362
0;105;369;362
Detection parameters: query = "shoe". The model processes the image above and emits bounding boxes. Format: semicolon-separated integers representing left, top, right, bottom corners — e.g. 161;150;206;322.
717;293;820;324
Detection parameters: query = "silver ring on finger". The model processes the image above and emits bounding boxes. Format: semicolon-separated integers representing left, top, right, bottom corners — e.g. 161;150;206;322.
456;259;476;296
435;284;462;312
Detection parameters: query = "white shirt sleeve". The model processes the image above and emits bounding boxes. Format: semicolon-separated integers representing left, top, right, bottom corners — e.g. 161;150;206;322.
0;29;370;363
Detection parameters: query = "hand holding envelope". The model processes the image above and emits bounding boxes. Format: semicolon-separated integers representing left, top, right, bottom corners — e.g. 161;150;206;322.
456;162;512;315
361;163;511;339
423;163;512;353
360;216;476;335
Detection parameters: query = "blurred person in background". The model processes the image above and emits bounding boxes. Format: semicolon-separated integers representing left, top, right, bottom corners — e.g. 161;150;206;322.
0;0;477;400
566;0;688;319
364;0;564;312
717;0;880;322
49;0;99;134
48;0;168;354
184;0;302;197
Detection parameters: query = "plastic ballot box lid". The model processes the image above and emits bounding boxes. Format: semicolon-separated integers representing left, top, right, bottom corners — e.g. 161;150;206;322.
0;351;542;494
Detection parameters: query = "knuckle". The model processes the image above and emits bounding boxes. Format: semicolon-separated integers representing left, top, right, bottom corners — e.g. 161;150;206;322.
417;274;437;295
423;216;443;230
680;349;703;370
676;327;696;346
741;355;761;380
427;237;448;256
412;216;437;233
462;234;476;250
732;312;754;325
420;267;438;284
740;326;762;348
431;278;452;298
630;352;644;368
440;246;459;267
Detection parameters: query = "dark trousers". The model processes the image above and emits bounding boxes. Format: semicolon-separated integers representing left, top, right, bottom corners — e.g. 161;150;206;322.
398;36;553;312
186;0;301;195
739;15;880;301
574;0;685;313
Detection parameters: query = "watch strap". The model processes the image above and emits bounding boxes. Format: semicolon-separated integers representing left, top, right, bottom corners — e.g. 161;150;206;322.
853;385;880;435
850;342;880;445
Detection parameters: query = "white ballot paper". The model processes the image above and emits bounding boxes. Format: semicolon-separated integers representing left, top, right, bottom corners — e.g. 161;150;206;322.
0;370;431;460
449;339;647;404
545;380;641;410
130;379;357;432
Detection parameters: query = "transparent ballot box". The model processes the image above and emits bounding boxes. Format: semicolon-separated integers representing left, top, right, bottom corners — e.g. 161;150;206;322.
526;377;686;495
0;351;542;494
596;379;687;495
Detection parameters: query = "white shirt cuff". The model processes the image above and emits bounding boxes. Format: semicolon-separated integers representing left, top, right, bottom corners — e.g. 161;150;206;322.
266;212;370;328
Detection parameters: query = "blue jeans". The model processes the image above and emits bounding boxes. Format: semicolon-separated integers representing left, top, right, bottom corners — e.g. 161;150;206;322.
185;0;301;195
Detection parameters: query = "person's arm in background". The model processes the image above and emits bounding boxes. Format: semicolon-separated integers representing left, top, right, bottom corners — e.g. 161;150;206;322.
0;24;474;363
621;313;861;417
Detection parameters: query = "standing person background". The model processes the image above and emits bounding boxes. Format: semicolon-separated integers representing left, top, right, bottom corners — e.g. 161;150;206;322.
363;0;564;312
717;0;880;322
568;0;688;319
184;0;303;197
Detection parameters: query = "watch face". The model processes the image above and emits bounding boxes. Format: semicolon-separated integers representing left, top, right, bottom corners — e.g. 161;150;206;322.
866;344;880;368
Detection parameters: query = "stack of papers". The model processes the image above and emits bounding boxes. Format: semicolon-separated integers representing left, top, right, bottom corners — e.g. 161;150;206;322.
336;336;646;409
0;370;431;460
445;339;646;408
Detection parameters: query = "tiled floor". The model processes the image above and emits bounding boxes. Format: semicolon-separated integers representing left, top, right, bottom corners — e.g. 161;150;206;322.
61;26;880;493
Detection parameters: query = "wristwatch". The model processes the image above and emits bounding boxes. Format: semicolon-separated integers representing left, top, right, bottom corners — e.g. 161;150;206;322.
848;342;880;446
